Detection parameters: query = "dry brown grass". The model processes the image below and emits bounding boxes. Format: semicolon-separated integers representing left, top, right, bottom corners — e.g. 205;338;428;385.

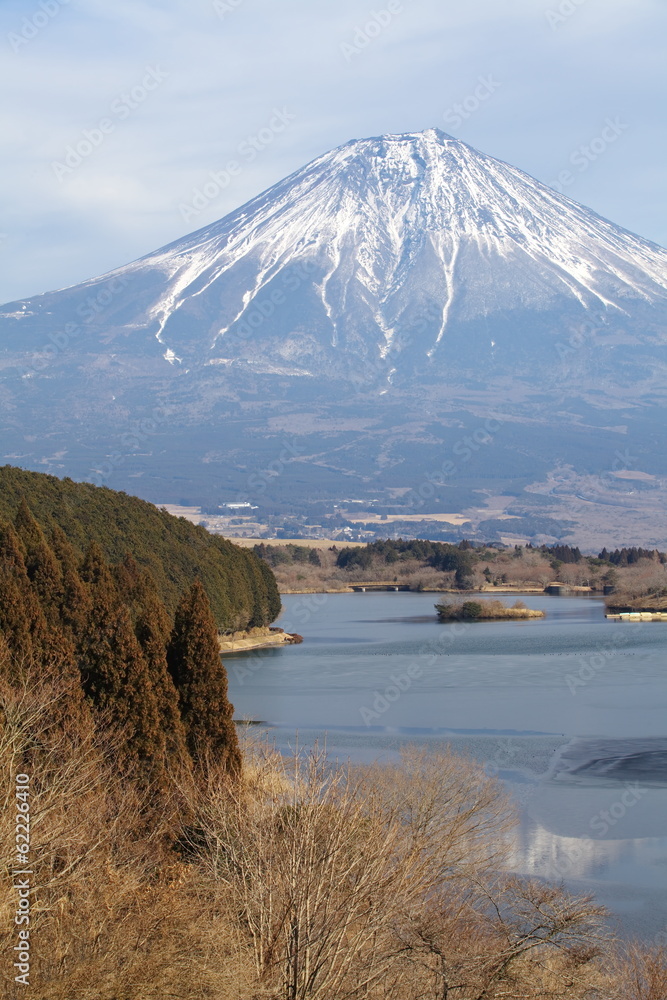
0;666;254;1000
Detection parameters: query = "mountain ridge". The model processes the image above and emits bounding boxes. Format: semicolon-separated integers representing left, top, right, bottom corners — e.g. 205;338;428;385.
1;128;666;546
4;128;666;378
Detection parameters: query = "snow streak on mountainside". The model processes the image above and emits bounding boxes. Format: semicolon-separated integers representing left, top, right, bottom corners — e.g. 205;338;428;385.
2;128;667;384
1;128;667;546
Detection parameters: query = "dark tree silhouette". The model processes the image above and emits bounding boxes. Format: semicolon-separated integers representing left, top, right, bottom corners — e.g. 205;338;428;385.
167;580;241;775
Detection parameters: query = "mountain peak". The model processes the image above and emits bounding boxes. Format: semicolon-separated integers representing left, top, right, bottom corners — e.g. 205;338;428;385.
2;130;667;542
3;128;667;375
344;126;461;147
114;125;666;363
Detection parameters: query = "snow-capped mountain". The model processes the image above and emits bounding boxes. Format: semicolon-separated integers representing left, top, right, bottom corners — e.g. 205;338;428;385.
145;126;667;374
4;128;667;379
1;129;666;543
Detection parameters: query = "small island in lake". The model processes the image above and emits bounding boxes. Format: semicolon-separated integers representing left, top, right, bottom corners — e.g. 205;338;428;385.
435;599;545;621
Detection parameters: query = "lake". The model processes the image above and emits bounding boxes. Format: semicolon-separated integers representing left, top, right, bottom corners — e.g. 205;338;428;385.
226;591;667;940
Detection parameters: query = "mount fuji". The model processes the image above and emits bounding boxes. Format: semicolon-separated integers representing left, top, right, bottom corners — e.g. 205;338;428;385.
1;129;667;545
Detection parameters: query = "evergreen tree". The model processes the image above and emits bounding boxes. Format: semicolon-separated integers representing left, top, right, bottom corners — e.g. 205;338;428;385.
113;552;145;611
0;518;29;573
14;498;62;616
257;558;282;623
0;464;283;631
0;520;50;671
167;580;241;775
136;589;191;771
49;525;91;640
0;519;82;714
112;554;190;766
78;542;167;777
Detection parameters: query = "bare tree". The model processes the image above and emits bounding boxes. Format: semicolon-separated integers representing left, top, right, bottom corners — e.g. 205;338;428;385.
608;941;667;1000
191;745;517;1000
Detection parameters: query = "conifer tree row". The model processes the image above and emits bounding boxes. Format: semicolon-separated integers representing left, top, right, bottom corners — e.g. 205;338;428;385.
167;580;241;774
0;500;241;784
0;465;281;630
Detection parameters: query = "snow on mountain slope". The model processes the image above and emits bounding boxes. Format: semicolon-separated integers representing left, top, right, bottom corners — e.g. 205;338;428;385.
3;128;666;383
2;129;667;539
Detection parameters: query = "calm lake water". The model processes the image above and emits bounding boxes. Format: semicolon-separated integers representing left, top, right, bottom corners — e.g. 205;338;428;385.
226;591;667;939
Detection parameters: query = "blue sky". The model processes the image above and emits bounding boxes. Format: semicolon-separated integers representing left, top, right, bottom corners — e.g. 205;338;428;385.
1;0;665;303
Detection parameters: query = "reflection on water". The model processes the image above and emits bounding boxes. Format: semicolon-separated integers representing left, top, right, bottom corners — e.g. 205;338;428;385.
228;592;667;937
511;816;667;935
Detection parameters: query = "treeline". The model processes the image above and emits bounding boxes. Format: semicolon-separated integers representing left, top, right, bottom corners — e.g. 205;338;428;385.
335;539;479;588
537;543;582;563
254;541;321;567
599;546;667;566
334;538;667;576
0;465;281;629
337;538;473;570
0;499;241;792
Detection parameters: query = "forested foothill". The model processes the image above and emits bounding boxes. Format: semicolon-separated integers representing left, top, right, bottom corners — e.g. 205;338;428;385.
0;465;281;629
0;497;241;783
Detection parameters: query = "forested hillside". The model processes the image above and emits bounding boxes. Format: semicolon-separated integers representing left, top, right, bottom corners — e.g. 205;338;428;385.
0;499;241;784
0;466;280;629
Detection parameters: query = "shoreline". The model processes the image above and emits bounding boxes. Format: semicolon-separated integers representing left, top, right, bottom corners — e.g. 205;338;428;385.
278;585;567;596
218;627;303;653
228;591;603;650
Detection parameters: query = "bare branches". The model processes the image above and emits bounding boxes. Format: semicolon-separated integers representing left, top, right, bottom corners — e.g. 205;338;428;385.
607;941;667;1000
1;676;656;999
189;743;617;1000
